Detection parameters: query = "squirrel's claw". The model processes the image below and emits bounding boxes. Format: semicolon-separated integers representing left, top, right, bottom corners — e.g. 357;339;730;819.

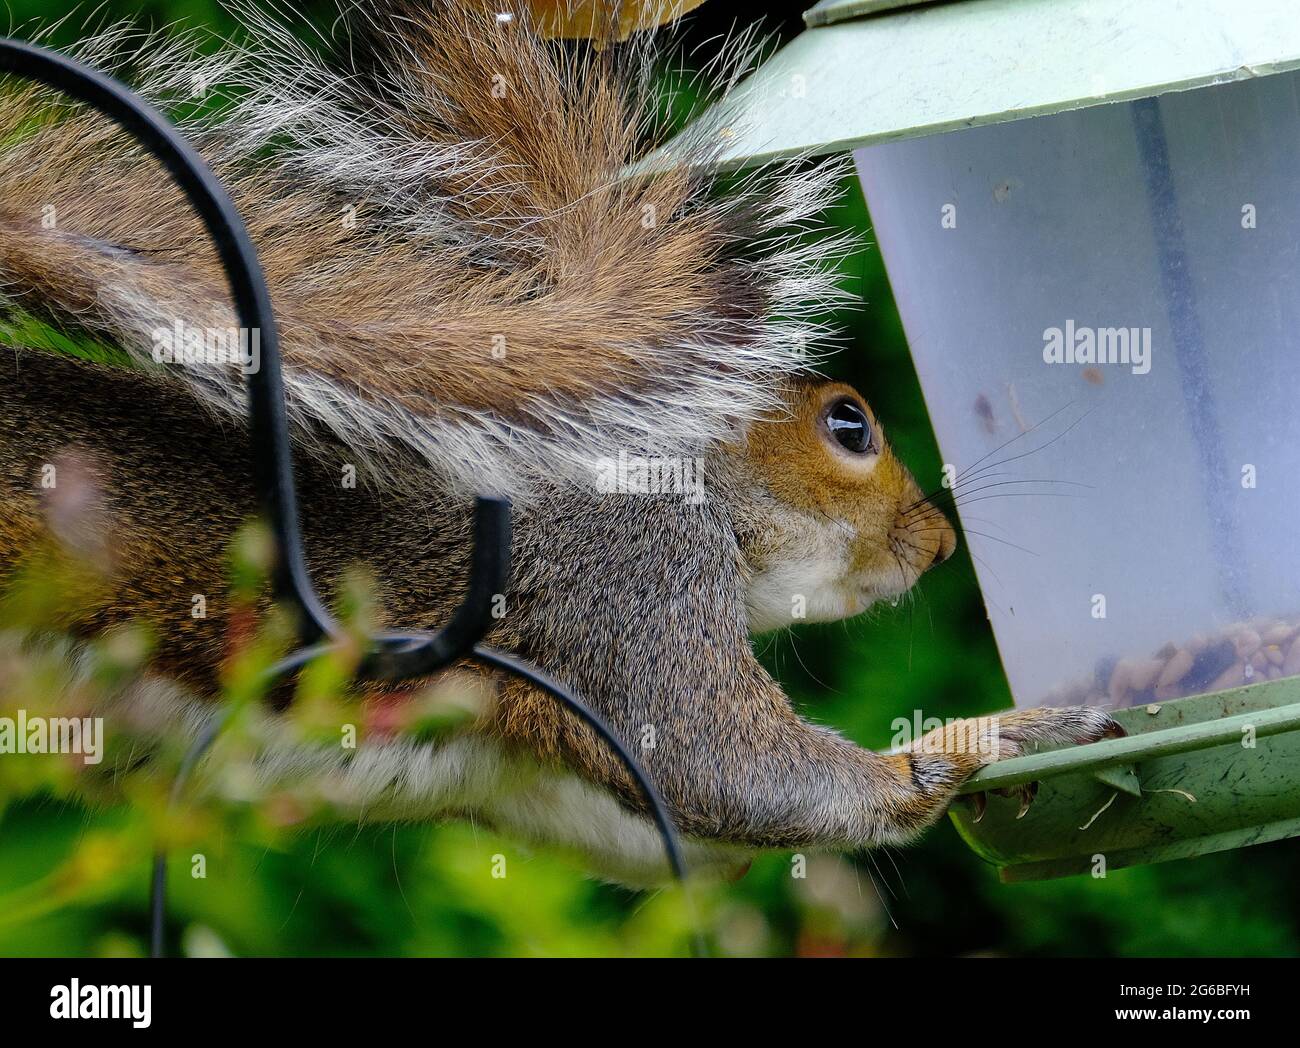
989;780;1039;819
1015;781;1040;819
964;782;1041;823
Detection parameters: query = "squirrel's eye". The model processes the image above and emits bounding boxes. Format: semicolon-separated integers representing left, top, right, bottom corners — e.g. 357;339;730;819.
825;399;875;454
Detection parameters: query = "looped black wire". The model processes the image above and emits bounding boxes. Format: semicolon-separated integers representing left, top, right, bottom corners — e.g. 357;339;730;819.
0;36;690;957
0;36;505;674
148;644;691;957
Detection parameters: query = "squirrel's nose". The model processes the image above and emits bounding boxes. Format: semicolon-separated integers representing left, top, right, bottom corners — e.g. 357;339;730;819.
931;520;957;566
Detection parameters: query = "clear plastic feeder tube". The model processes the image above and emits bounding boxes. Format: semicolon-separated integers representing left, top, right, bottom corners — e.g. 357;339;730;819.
855;71;1300;709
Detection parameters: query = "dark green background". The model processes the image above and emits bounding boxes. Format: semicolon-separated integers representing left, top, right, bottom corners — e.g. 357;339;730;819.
1;0;1297;957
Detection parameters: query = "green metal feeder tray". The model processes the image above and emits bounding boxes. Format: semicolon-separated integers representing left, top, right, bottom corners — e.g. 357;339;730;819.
952;682;1300;881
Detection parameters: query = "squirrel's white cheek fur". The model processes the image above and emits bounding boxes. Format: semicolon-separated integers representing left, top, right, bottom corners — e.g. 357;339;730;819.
744;513;859;633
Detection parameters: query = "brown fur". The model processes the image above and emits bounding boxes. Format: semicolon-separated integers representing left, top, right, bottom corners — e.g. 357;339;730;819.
0;3;1118;870
1;350;1116;855
0;2;813;497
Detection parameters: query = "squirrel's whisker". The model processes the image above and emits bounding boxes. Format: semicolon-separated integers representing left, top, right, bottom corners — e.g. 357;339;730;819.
900;403;1095;515
951;492;1088;511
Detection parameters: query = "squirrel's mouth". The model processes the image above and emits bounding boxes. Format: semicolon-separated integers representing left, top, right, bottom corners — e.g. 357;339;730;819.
848;564;919;614
881;537;930;596
888;515;957;579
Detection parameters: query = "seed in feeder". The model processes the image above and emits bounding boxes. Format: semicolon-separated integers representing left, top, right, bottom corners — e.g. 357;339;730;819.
1185;639;1237;692
1234;629;1261;660
1156;647;1193;689
1054;614;1300;709
1107;661;1129;704
1209;661;1246;693
1107;657;1157;703
1127;657;1164;692
1262;623;1293;646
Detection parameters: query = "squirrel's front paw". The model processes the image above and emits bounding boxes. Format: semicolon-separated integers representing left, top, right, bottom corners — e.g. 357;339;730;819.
906;705;1122;819
995;705;1124;753
967;705;1124;820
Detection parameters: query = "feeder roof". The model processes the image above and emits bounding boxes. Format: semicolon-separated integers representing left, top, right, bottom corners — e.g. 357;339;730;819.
644;0;1300;170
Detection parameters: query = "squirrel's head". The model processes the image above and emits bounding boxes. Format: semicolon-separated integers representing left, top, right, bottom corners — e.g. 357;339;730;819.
730;378;956;633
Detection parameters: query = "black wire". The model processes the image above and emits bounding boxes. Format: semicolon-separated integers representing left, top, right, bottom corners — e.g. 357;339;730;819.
149;642;692;957
472;646;704;957
0;37;332;644
150;710;229;959
470;645;688;881
0;36;510;683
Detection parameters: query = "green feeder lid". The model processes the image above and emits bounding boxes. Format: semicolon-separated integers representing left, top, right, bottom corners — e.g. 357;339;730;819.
648;0;1300;170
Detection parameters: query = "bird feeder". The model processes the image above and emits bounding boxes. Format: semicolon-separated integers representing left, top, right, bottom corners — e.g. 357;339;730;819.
657;0;1300;879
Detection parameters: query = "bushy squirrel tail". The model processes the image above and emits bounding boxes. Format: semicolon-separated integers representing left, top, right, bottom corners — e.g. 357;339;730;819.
0;1;851;499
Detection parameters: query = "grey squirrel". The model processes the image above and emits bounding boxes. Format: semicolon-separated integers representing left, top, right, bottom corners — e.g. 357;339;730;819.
0;1;1119;884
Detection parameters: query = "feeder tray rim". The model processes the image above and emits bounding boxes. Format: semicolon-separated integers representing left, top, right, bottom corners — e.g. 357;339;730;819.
959;689;1300;794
